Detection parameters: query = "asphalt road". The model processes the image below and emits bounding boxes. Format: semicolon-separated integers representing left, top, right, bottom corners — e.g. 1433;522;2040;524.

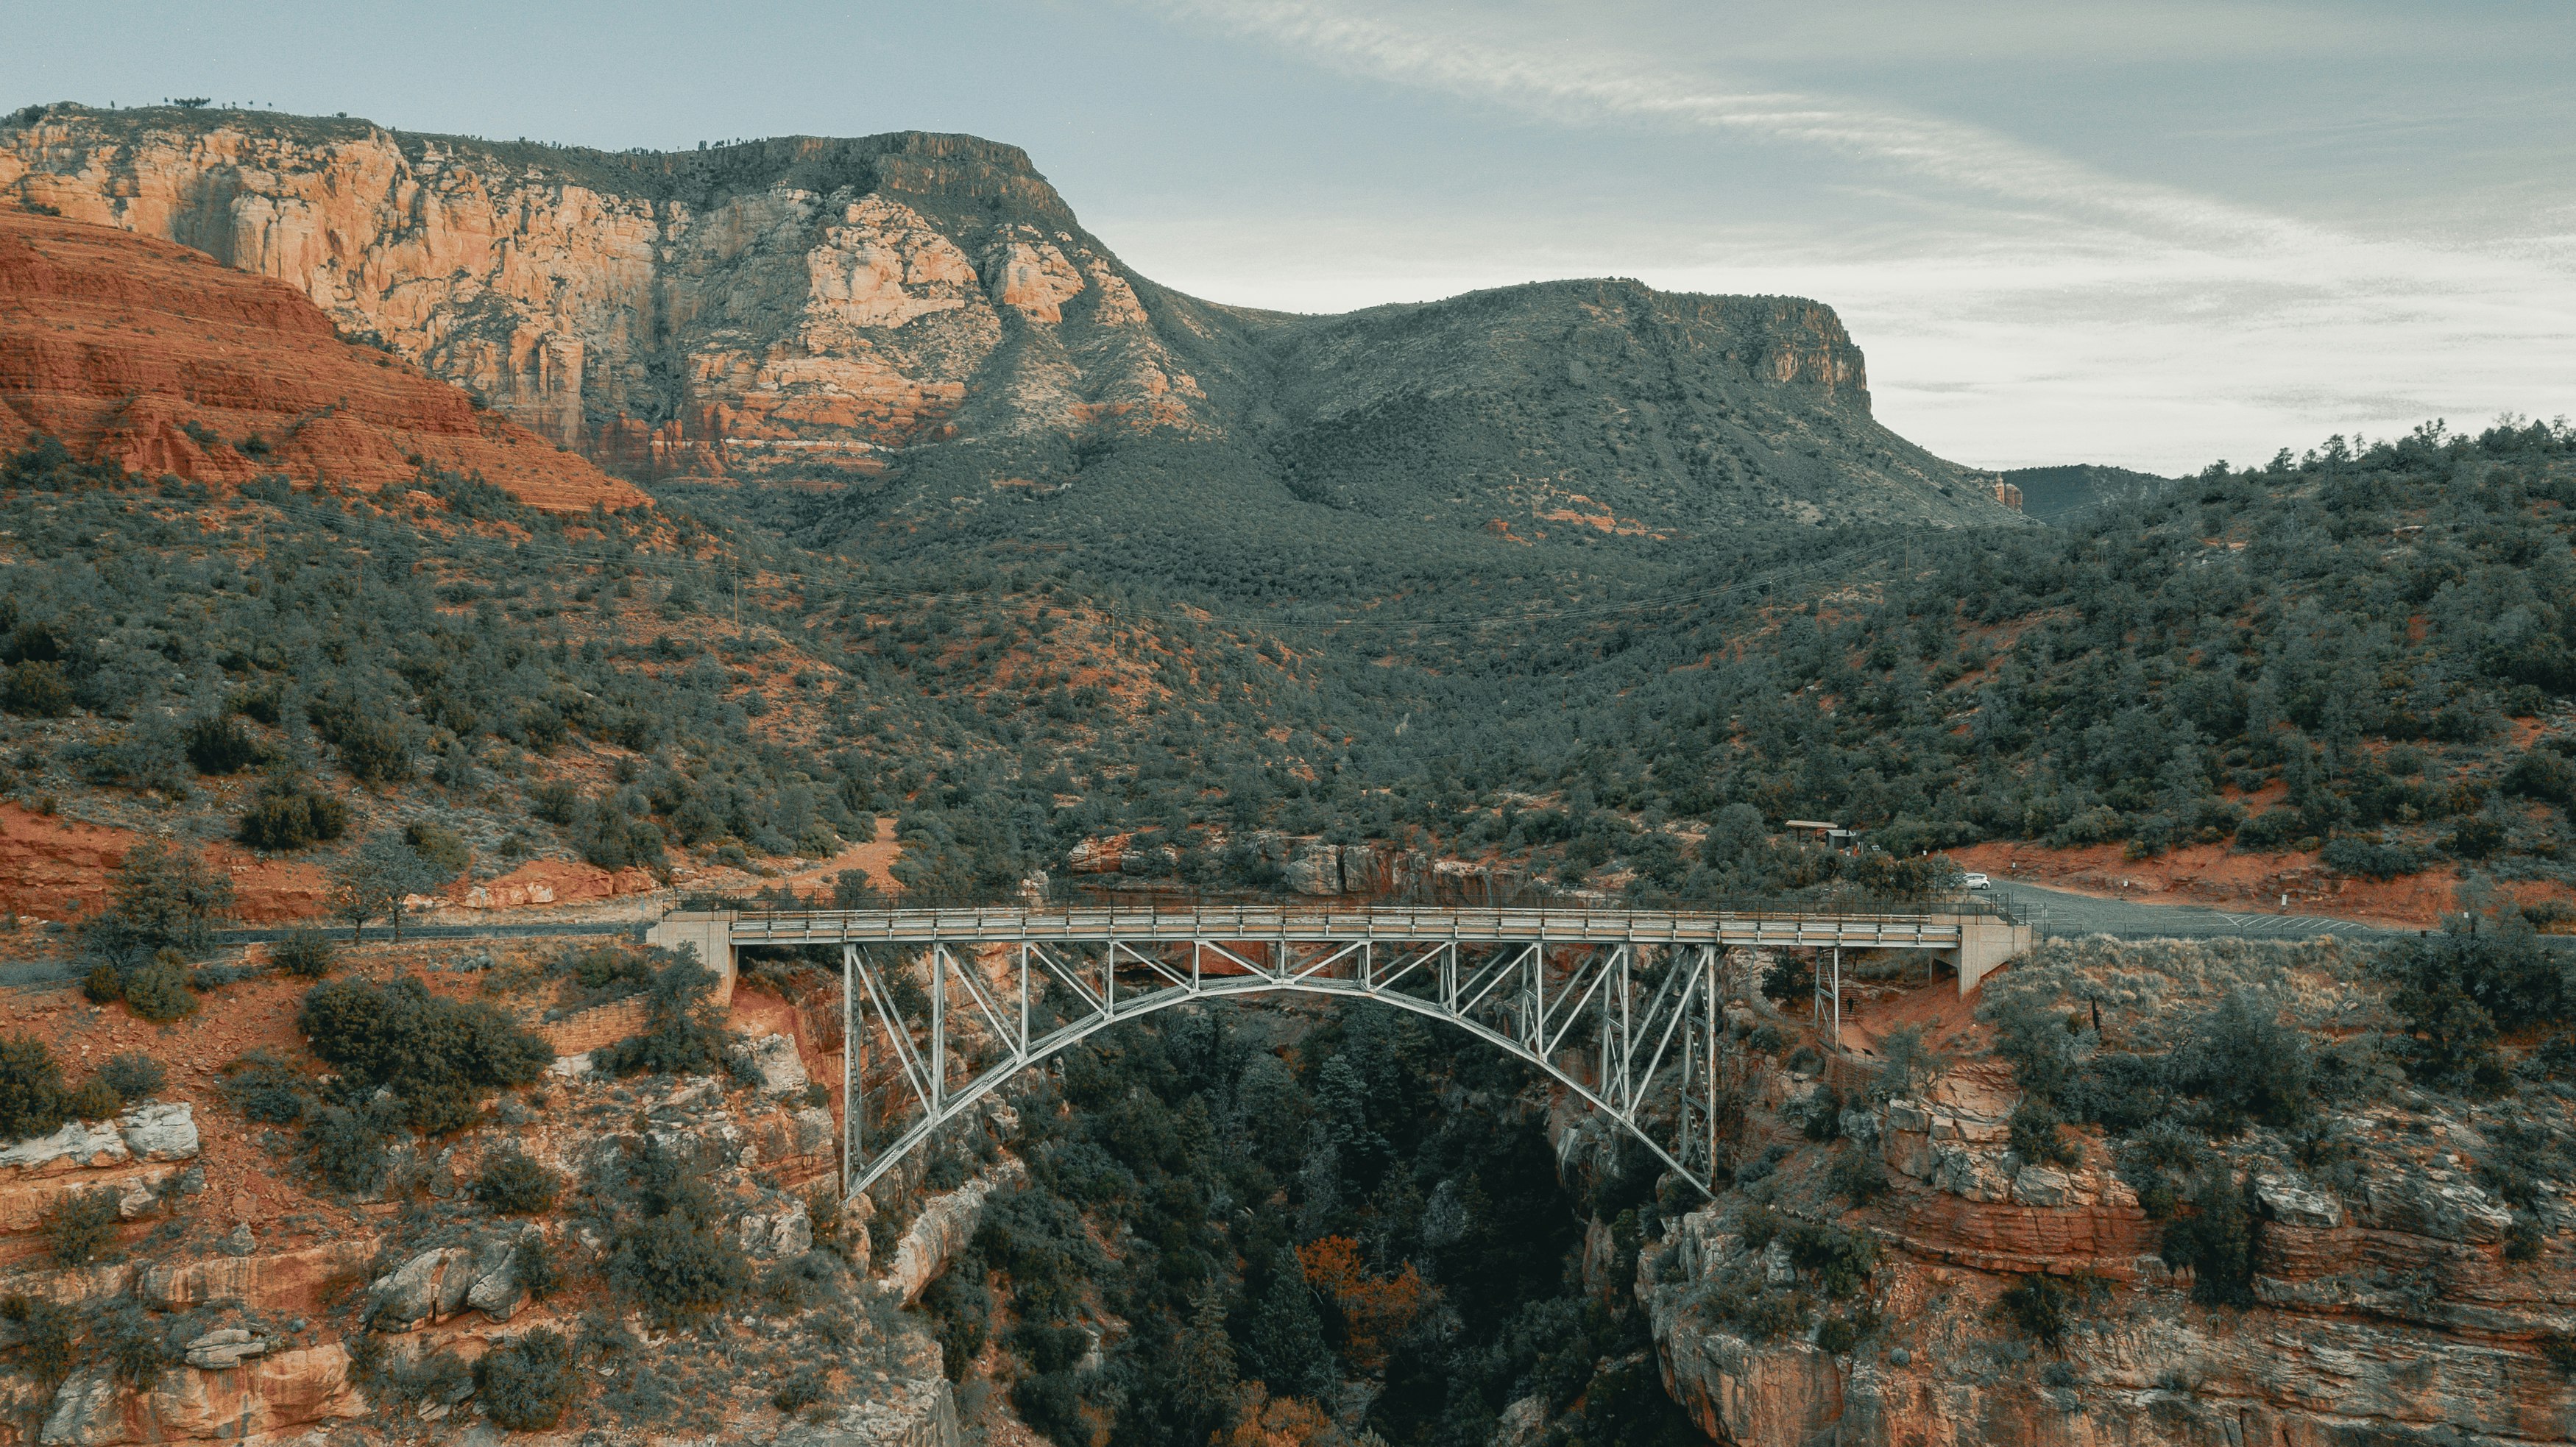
1991;882;2414;941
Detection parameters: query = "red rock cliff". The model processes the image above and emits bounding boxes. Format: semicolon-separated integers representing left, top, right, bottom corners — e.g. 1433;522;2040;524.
0;205;646;512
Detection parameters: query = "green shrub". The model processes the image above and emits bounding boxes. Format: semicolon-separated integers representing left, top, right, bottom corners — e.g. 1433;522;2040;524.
1800;1083;1844;1142
90;1301;167;1385
297;975;551;1104
403;821;471;877
512;1231;562;1303
474;1145;563;1214
271;928;336;978
1827;1142;1887;1201
88;840;234;960
2320;836;2426;880
1016;1370;1086;1443
402;1079;484;1134
95;1052;163;1105
2159;1164;2257;1307
63;1078;121;1122
0;1033;66;1141
2379;918;2567;1085
81;964;122;1005
2544;1331;2576;1379
120;950;199;1023
1783;1220;1878;1300
596;959;729;1078
1998;1273;2073;1348
475;1328;580;1430
2161;991;2313;1130
606;1211;752;1326
0;1292;76;1385
220;1051;314;1125
2009;1096;2083;1167
772;1365;831;1413
2116;1117;2212;1218
316;704;413;785
2233;810;2304;852
41;1189;119;1265
2;660;72;717
182;715;269;774
304;1104;394;1195
236;776;348;850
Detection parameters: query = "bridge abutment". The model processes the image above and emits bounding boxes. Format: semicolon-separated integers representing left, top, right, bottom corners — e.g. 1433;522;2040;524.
645;909;740;1003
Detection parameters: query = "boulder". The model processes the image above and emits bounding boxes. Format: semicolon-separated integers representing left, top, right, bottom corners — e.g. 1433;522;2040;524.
547;1052;595;1080
2010;1166;2073;1209
742;1033;810;1094
1;1120;130;1175
1932;1146;2014;1203
183;1326;269;1370
793;1105;836;1157
464;1234;533;1321
369;1246;477;1328
114;1102;198;1162
1496;1395;1549;1447
739;1200;815;1259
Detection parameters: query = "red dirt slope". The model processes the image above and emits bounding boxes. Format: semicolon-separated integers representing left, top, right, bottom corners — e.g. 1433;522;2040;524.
0;206;646;513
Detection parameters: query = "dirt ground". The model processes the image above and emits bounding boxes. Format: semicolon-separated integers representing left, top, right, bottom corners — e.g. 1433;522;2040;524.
1945;838;2576;929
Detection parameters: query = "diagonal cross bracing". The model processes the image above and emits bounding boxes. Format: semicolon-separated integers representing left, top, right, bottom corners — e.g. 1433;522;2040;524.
805;905;2026;1206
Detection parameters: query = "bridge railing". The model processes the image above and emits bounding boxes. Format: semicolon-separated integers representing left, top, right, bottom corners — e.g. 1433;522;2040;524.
724;901;2001;945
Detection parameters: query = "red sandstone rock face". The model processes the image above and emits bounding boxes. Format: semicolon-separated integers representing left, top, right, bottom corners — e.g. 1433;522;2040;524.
0;208;647;514
0;117;1220;488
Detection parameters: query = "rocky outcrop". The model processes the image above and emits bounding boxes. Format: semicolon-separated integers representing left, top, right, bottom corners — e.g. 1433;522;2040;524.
880;1160;1027;1306
38;1344;364;1446
0;110;1215;489
739;1031;812;1094
1;105;2005;536
1646;1026;2576;1447
0;208;645;512
0;1104;198;1178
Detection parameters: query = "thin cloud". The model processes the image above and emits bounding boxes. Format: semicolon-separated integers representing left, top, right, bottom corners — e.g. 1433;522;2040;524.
1154;0;2293;245
1135;0;2576;471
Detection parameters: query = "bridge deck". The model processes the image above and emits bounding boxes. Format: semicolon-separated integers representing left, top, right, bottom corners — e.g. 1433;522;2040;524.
723;905;1995;949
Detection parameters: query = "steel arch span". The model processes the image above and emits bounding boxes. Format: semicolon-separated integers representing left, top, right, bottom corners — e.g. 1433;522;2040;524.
839;930;1733;1201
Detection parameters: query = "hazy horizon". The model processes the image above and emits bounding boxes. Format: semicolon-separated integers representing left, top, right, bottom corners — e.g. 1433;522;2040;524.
9;0;2571;475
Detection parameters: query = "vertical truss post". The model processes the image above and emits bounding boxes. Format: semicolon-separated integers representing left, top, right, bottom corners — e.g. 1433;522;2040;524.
930;942;946;1114
1703;943;1720;1180
1830;946;1842;1053
842;943;855;1197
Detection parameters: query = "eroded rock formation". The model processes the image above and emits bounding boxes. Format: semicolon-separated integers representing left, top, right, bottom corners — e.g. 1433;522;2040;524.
0;206;645;512
2;105;2007;537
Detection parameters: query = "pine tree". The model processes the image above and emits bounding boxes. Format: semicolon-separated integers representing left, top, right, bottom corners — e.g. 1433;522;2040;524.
1245;1250;1333;1400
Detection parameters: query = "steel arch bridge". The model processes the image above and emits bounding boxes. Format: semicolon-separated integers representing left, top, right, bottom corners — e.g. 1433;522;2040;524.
682;905;2032;1201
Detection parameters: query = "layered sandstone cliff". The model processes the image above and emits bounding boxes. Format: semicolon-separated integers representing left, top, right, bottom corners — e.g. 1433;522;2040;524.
0;109;1220;488
0;104;2003;535
0;205;645;512
1640;941;2576;1447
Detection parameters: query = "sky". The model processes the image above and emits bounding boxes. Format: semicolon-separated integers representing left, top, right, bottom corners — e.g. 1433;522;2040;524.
10;0;2574;473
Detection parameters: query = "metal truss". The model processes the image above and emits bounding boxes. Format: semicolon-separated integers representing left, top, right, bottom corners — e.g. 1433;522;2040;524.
841;930;1728;1200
